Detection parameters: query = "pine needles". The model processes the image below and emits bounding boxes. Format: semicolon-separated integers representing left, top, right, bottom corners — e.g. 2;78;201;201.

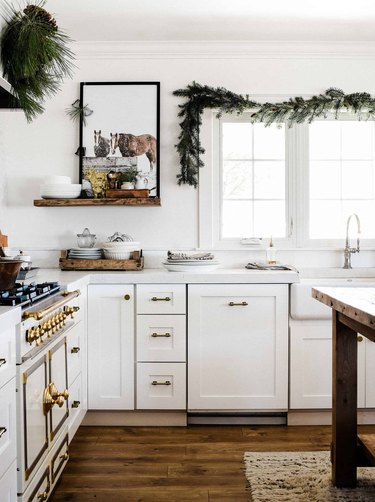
173;83;375;187
0;0;75;121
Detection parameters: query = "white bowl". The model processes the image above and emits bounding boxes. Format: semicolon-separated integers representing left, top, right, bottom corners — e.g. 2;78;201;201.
40;183;81;191
103;241;140;248
44;176;71;184
103;250;132;260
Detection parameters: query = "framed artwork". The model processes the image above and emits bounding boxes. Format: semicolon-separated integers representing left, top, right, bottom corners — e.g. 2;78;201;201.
79;82;160;198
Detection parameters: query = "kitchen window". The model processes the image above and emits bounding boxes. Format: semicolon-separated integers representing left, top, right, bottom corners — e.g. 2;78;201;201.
199;111;375;249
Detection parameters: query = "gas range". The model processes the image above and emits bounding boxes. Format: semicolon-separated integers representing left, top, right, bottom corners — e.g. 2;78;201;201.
0;281;61;307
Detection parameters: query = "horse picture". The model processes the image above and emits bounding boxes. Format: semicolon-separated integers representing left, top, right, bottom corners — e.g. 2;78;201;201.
110;132;157;171
94;130;110;157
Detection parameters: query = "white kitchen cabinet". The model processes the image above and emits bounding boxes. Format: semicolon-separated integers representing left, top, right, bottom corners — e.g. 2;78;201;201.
136;284;186;410
289;321;370;409
88;285;134;409
188;284;289;410
0;312;18;499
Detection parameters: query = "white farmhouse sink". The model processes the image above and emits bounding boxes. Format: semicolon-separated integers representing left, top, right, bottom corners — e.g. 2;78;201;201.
290;278;375;320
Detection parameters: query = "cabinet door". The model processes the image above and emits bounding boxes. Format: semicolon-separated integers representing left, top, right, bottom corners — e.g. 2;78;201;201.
0;460;17;502
0;378;16;476
365;338;375;407
88;285;134;409
188;284;288;410
290;322;366;409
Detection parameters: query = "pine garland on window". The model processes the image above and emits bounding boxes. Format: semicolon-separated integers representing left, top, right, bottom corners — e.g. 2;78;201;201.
0;0;75;121
173;83;375;188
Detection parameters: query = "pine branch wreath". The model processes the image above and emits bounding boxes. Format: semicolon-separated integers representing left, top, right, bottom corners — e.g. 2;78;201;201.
173;83;375;188
0;0;75;121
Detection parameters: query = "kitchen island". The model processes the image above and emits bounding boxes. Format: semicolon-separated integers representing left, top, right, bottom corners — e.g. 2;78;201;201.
313;286;375;487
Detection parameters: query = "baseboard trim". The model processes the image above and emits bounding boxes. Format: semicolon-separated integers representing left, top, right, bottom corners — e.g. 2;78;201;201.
82;411;187;426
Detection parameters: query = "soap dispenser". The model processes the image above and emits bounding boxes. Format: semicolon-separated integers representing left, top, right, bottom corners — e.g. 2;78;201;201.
266;237;277;265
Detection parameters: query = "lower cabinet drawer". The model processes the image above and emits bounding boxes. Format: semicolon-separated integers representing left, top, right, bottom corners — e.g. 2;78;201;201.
51;433;69;484
136;363;186;410
21;464;51;502
0;377;16;477
0;460;16;502
137;315;186;362
68;372;86;442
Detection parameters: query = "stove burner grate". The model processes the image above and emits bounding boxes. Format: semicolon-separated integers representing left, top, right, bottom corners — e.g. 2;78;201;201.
0;282;60;307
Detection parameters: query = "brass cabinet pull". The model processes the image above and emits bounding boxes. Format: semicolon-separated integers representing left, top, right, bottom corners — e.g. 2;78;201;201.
151;296;171;302
151;380;171;386
0;427;7;439
37;482;50;501
71;400;81;408
71;346;80;353
358;335;364;342
228;301;248;306
0;358;6;367
151;332;171;338
60;452;69;461
124;294;131;301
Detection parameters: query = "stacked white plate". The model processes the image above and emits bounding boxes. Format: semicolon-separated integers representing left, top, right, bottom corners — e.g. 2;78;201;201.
102;241;140;260
162;259;219;272
68;247;103;260
40;176;81;199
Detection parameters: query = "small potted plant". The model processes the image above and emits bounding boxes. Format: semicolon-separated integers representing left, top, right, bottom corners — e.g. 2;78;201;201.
120;167;139;189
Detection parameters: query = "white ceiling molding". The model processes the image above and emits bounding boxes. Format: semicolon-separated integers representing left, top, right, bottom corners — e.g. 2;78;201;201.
74;41;375;60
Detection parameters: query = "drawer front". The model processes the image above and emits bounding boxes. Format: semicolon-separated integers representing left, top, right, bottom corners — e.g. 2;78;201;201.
137;315;186;362
51;433;69;484
0;378;16;476
0;460;17;502
136;285;186;314
137;363;186;410
68;372;86;441
21;465;50;502
0;327;15;388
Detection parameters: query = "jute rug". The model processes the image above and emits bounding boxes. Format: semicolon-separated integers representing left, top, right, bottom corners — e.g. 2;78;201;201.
244;451;375;501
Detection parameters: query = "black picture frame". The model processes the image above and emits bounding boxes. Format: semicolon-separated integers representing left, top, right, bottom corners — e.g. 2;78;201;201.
79;82;160;199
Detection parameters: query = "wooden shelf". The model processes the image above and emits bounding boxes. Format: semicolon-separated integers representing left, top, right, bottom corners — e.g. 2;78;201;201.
34;197;161;207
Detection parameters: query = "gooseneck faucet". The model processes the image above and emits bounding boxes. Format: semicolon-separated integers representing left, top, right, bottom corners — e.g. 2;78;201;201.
343;213;361;269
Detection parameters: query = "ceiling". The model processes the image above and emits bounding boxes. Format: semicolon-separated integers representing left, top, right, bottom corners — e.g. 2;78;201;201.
45;0;375;42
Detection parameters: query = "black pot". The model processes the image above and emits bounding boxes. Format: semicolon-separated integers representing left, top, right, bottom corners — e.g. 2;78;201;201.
0;260;23;290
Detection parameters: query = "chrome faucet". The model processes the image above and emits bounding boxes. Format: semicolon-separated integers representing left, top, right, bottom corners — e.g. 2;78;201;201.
343;214;361;269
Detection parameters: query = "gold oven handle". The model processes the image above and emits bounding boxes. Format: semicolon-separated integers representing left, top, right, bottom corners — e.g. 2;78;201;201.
22;289;81;320
43;383;69;415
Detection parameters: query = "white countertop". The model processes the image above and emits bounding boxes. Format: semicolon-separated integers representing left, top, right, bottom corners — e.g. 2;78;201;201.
34;267;300;286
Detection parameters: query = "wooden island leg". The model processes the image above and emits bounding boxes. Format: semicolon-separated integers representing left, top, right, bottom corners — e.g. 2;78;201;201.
331;310;358;487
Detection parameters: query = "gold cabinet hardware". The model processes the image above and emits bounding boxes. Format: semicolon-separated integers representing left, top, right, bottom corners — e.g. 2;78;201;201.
37;482;50;501
0;358;6;367
358;335;364;342
228;301;248;307
151;380;171;386
151;296;171;302
63;305;80;319
71;400;80;408
151;332;171;338
22;290;81;320
43;383;69;415
0;426;7;438
71;346;80;353
124;294;131;300
59;452;69;461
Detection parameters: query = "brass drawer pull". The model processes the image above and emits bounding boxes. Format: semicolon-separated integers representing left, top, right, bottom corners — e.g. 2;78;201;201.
0;358;6;367
37;482;50;501
151;332;171;338
358;335;363;342
60;452;69;461
71;400;81;408
71;346;80;353
228;301;248;307
151;380;171;386
0;427;7;438
151;296;171;302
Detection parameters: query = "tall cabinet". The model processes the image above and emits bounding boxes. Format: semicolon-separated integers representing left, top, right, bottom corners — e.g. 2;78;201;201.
88;285;134;409
188;284;289;410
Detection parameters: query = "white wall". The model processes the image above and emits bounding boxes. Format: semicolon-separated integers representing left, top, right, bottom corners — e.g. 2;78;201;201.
1;41;375;269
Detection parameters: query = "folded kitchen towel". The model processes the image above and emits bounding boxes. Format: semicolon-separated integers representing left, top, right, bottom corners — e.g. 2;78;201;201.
167;251;215;261
246;262;299;272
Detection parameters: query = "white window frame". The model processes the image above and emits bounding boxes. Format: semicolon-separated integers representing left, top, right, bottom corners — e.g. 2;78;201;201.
198;108;375;250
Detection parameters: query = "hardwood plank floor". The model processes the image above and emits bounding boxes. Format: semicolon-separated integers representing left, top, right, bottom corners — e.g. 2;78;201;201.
49;424;375;501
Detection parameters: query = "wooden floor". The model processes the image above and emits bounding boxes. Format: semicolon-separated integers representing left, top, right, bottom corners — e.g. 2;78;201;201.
49;424;374;501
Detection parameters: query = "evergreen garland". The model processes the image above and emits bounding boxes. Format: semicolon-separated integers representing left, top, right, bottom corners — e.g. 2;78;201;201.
173;83;375;188
66;99;93;126
0;0;75;121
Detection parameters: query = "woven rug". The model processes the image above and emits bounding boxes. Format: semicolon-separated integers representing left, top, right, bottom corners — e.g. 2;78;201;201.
244;451;375;501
